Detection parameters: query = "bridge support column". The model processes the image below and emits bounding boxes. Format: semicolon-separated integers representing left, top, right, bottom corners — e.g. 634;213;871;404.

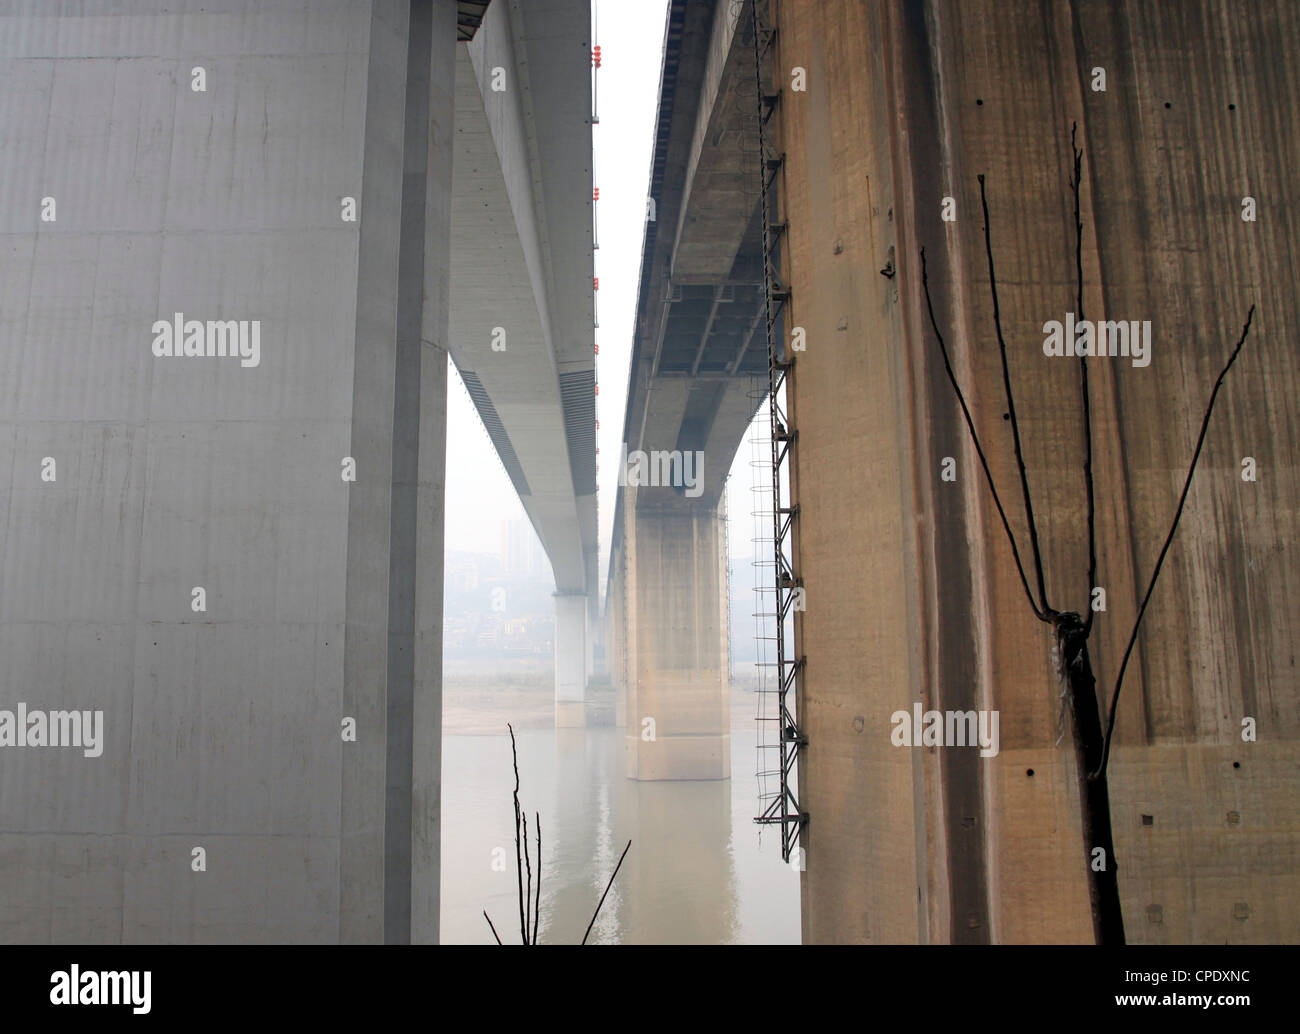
554;592;588;728
0;0;459;944
624;500;730;781
609;551;628;728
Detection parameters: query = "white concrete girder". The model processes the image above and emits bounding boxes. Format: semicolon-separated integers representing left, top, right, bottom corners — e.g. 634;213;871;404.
448;0;596;596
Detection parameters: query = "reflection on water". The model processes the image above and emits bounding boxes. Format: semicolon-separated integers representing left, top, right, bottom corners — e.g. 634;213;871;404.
440;713;800;944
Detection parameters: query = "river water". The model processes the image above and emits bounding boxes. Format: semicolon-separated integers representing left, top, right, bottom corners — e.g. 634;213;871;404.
440;701;801;944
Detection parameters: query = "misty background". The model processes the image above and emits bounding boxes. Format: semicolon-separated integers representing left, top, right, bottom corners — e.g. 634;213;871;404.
439;0;796;944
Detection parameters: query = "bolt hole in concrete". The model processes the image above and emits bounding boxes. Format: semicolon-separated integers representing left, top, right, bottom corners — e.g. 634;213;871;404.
1164;101;1172;108
976;98;983;106
1233;761;1241;769
1142;814;1153;826
1230;102;1237;110
1026;768;1034;777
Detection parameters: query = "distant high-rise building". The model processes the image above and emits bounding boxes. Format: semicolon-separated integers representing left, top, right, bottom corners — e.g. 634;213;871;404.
502;517;546;579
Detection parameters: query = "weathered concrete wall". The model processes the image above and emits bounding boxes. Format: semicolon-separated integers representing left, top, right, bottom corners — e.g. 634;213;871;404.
771;0;929;944
775;0;1299;943
0;0;452;943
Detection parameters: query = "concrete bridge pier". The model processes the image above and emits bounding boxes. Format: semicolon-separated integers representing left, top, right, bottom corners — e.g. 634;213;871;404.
621;496;730;781
0;0;468;944
554;592;589;728
608;547;628;729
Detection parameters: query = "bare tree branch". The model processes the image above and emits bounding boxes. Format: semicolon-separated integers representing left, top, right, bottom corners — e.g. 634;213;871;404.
1071;123;1099;637
483;910;503;945
980;173;1052;616
508;723;528;945
522;809;532;945
582;839;632;946
1093;304;1257;779
921;246;1048;621
533;812;542;946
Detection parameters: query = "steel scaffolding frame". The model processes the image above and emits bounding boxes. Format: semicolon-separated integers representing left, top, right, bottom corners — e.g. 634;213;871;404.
747;0;807;863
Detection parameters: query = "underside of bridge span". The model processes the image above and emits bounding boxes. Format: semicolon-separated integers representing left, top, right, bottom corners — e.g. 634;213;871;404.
607;0;782;781
448;0;599;727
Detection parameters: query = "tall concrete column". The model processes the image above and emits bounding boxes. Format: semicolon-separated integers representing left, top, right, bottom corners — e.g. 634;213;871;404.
383;0;454;946
624;499;730;781
772;0;1300;945
554;592;588;728
346;0;454;947
608;550;628;728
0;0;457;944
585;592;598;683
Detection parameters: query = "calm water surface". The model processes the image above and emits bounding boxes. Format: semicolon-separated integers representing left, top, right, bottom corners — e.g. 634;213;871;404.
440;709;800;944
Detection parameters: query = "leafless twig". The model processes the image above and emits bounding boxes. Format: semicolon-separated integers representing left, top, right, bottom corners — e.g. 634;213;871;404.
522;809;533;944
491;729;631;945
582;839;632;946
920;248;1045;620
1072;124;1099;639
1094;303;1256;779
509;723;528;945
979;172;1051;616
533;812;542;945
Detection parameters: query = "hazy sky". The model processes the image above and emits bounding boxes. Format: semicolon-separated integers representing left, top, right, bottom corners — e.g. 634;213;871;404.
444;0;760;586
